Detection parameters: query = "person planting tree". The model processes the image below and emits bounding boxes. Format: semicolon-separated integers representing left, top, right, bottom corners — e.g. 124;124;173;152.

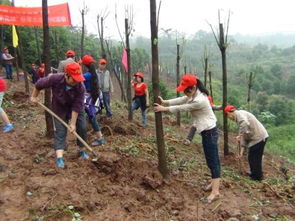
154;74;221;203
81;55;105;146
30;62;88;168
224;105;269;181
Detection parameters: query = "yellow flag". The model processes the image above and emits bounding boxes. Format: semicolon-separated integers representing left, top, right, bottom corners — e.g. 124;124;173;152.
12;25;18;48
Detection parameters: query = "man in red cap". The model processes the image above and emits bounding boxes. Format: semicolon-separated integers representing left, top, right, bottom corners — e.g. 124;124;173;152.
154;74;221;203
57;50;76;73
225;105;268;181
30;62;88;169
97;58;113;119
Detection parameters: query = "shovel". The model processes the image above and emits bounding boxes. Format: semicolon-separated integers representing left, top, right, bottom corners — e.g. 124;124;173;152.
237;143;242;175
38;102;98;161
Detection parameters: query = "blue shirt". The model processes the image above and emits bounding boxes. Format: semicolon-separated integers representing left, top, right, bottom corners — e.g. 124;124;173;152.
83;72;92;92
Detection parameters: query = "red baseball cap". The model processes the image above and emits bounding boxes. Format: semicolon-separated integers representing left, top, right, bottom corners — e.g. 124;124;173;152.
176;74;198;92
65;63;85;82
99;58;107;65
65;50;75;57
224;105;236;113
134;72;144;78
81;55;94;66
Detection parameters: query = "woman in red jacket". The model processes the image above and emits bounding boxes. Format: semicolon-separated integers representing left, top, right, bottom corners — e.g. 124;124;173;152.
0;78;14;132
37;63;45;79
131;72;149;127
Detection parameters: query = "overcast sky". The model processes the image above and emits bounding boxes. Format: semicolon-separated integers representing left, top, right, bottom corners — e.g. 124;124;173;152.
14;0;295;39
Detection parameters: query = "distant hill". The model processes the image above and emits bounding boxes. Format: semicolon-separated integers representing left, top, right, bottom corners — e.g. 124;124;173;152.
232;33;295;48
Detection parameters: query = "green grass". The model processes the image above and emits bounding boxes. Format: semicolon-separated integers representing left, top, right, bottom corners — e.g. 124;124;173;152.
266;124;295;164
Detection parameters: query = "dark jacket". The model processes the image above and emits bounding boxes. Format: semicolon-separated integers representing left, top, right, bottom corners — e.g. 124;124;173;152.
35;73;85;120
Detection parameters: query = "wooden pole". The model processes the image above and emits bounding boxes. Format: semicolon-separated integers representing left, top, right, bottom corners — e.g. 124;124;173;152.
176;44;180;126
42;0;54;137
125;18;132;121
150;0;168;177
219;23;229;156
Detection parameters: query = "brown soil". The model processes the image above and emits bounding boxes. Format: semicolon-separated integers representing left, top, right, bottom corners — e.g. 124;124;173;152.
0;80;294;221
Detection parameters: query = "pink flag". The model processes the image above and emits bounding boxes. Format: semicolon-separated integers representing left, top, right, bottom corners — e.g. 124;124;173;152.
121;48;128;72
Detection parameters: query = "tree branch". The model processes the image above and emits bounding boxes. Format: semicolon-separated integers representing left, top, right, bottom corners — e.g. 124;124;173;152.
115;4;125;48
207;20;220;47
156;0;162;31
225;10;231;45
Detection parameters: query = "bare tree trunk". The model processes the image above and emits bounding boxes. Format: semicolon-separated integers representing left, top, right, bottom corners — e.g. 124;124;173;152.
15;27;30;93
105;40;126;102
0;0;3;50
0;25;3;52
42;0;54;137
34;27;41;64
14;49;20;81
125;18;132;121
176;44;180;126
80;9;85;58
219;23;229;156
204;57;208;88
209;71;213;99
97;16;107;59
11;0;19;81
184;65;187;74
53;30;59;64
150;0;168;178
247;72;254;111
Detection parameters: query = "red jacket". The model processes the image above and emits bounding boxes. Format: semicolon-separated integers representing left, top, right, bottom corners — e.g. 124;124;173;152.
0;78;7;92
37;67;45;79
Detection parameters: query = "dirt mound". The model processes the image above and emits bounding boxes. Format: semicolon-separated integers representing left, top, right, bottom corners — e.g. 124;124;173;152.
11;91;29;102
99;115;141;136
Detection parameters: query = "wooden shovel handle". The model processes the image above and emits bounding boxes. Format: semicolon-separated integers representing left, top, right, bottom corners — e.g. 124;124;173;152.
37;102;97;157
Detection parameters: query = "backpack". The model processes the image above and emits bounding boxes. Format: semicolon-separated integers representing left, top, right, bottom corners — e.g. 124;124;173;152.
84;91;104;118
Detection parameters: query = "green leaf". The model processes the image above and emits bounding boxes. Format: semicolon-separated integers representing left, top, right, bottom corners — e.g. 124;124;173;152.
74;212;81;217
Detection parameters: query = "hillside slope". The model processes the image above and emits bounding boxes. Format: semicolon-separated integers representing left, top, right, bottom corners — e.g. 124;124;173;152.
0;80;294;221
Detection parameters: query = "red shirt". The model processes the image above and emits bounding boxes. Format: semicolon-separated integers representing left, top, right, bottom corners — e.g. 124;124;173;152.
0;78;7;92
133;82;147;96
37;67;45;79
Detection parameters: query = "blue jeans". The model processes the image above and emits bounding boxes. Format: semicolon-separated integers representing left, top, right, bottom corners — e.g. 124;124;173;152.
132;96;147;126
4;64;13;79
88;115;101;132
53;111;87;150
201;127;221;178
102;92;112;118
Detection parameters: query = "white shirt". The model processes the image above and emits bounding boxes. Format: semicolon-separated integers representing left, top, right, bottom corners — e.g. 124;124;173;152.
167;89;217;134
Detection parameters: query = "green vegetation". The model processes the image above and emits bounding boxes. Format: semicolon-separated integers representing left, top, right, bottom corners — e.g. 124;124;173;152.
267;124;295;163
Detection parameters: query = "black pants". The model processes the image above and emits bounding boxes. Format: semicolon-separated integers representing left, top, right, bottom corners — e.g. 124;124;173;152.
248;139;267;181
187;126;196;141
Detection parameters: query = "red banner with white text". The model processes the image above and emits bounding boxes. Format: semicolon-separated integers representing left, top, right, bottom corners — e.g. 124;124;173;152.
0;3;71;26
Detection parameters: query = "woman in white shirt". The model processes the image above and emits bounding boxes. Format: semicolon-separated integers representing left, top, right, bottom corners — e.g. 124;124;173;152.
154;74;221;203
